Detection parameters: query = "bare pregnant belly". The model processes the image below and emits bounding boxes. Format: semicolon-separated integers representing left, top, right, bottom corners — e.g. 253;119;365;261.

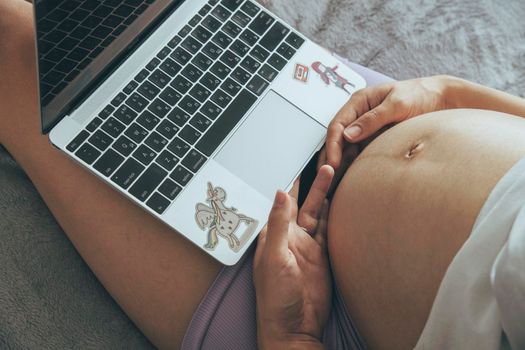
327;109;525;350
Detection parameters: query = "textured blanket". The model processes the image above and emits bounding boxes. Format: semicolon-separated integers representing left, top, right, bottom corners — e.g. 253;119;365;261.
1;0;524;348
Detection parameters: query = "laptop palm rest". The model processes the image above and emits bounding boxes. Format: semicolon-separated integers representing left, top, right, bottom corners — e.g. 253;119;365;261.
214;90;325;200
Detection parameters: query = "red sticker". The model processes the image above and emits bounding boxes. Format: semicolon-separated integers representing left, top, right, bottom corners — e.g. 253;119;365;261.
293;63;309;83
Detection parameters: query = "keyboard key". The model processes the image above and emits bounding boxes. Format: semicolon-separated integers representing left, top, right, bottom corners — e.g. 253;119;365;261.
113;135;137;156
200;73;221;91
241;56;261;73
260;22;289;52
171;47;192;65
210;61;231;79
189;83;211;103
156;150;179;171
160;87;182;106
170;165;193;186
134;69;149;83
167;107;191;127
114;105;138;125
212;31;232;49
179;125;202;144
277;42;296;59
222;20;241;37
221;78;242;96
171;75;193;94
98;104;115;119
189;14;202;27
181;36;203;54
192;53;213;70
220;50;241;68
160;58;182;77
232;10;251;27
240;29;259;46
232;67;251;84
146;192;171;214
167;137;191;158
221;0;243;12
133;144;157;166
192;25;213;43
125;123;149;143
67;130;89;152
230;39;250;57
76;143;101;165
182;149;207;173
145;131;168;152
202;15;222;32
268;53;287;70
89;130;113;151
247;75;269;96
249;11;274;35
111;92;126;107
167;35;182;49
126;92;149;113
157;46;171;60
138;80;160;100
181;64;203;82
200;101;222;120
149;69;171;88
93;148;125;177
137;110;160;130
156;119;179;140
148;98;171;118
196;89;257;156
258;63;278;82
102;117;126;138
211;89;232;108
190;113;212;132
179;25;192;37
285;32;305;49
212;5;231;22
158;179;182;200
178;95;201;114
202;42;223;60
146;57;161;71
241;1;260;17
250;45;269;62
199;4;213;17
123;80;139;95
129;163;167;202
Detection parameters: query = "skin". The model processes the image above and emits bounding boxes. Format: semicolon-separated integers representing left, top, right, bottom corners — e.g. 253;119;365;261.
3;1;525;349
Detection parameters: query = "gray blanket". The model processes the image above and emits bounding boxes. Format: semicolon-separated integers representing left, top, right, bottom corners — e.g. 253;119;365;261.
1;0;524;348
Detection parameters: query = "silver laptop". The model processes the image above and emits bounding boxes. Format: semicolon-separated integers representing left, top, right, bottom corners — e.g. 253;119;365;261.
34;0;366;265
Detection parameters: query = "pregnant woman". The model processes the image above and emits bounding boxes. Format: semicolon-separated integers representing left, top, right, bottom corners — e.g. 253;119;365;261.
2;0;524;349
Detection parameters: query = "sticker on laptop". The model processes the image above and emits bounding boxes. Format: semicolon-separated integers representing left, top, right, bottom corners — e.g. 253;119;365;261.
293;63;310;83
311;61;355;94
195;182;258;252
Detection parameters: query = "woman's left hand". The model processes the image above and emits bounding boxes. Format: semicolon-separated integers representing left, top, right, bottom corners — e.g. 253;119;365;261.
253;165;334;350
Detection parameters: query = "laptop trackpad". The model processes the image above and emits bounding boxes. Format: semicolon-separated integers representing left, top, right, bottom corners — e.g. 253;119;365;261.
214;90;325;200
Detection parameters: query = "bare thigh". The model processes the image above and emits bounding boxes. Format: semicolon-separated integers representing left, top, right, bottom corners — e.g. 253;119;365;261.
0;1;221;348
328;110;525;350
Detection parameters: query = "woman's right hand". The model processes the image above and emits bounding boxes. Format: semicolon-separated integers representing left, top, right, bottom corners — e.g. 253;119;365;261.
325;75;452;169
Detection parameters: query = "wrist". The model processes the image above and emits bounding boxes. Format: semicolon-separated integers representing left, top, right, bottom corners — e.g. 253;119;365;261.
438;74;470;110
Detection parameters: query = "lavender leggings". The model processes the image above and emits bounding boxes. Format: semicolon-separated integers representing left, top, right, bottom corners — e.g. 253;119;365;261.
181;60;394;350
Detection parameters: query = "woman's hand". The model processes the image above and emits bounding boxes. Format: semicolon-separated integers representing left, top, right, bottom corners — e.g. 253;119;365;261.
325;75;451;169
254;165;334;350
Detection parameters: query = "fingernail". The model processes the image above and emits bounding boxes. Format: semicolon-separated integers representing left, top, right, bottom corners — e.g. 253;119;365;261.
274;191;286;206
344;125;361;140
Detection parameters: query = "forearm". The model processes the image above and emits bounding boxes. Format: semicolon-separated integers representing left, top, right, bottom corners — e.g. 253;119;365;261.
443;75;525;118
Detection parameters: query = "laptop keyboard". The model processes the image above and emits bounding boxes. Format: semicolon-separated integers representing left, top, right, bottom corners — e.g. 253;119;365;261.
37;0;156;107
66;0;305;215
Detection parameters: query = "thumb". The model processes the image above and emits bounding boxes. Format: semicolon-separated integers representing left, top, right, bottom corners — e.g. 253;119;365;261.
265;191;291;258
343;102;398;142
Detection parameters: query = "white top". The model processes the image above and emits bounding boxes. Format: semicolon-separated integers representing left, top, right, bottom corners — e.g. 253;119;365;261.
416;157;525;349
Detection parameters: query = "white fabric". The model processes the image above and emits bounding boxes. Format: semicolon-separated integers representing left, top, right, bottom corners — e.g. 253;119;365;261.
416;157;525;349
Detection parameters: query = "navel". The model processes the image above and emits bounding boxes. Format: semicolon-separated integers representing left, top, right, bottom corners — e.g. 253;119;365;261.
405;141;425;159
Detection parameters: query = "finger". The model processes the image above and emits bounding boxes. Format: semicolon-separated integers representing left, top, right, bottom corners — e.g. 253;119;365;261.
265;191;292;258
343;102;396;143
314;199;330;250
254;226;267;266
298;165;334;233
317;147;327;171
289;177;300;218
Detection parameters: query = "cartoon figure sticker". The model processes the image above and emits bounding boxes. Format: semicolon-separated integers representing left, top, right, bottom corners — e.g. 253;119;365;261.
195;182;258;252
293;63;310;83
311;61;355;94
